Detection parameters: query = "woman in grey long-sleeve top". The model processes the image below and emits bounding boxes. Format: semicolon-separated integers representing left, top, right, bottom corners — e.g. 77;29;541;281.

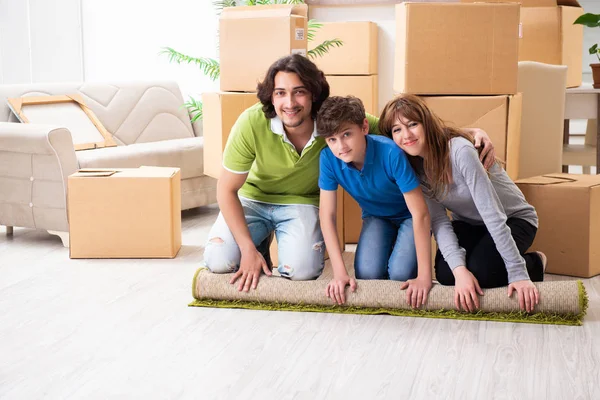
378;94;545;313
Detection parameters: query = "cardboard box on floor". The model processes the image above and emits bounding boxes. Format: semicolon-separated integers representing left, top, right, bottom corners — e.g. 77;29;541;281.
394;2;519;95
219;4;308;92
202;92;259;179
309;21;378;75
326;75;379;115
270;189;345;266
516;173;600;278
68;167;182;259
519;1;583;88
343;94;522;244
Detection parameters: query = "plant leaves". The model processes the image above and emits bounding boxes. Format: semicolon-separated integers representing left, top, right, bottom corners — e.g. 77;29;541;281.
307;38;343;59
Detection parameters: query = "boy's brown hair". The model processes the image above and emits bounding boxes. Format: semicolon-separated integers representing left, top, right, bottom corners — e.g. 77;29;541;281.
316;95;366;138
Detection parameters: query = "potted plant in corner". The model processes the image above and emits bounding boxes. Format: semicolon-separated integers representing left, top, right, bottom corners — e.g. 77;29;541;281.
574;12;600;88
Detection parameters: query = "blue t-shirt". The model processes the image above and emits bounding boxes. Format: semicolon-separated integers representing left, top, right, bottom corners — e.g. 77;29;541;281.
318;134;419;219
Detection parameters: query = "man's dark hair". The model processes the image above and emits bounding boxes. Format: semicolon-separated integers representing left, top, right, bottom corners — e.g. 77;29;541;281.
316;96;366;138
257;54;330;119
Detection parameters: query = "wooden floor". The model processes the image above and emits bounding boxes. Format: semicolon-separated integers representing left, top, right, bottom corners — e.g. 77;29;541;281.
1;204;599;399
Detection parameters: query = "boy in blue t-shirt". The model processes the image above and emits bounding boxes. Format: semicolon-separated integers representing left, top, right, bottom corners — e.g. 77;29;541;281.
316;96;432;307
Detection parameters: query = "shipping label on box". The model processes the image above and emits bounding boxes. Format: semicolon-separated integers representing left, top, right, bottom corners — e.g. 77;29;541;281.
219;4;308;92
394;2;519;95
202;92;259;179
516;174;600;278
68;166;182;259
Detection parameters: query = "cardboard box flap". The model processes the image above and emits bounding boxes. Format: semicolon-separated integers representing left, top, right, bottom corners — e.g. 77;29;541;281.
518;174;600;188
73;170;117;178
557;0;581;7
221;4;308;19
517;175;577;185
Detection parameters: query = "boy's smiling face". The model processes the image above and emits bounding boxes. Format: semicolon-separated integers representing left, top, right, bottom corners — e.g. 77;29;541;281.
325;119;369;168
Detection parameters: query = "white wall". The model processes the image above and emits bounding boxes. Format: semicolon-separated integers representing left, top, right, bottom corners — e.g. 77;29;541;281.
81;0;219;101
0;0;83;84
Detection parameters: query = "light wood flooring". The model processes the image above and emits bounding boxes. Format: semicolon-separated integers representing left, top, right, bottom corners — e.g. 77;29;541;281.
1;203;599;399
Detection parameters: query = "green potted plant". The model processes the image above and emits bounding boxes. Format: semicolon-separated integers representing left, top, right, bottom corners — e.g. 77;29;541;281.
574;13;600;88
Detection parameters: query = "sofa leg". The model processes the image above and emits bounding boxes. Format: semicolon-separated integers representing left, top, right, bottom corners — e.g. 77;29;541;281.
48;230;69;247
6;226;13;235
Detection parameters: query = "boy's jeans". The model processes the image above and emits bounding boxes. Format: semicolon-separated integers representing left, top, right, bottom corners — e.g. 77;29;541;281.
204;198;325;281
354;216;418;281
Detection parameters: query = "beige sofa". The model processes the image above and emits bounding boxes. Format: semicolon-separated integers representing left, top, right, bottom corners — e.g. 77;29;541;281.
0;81;217;246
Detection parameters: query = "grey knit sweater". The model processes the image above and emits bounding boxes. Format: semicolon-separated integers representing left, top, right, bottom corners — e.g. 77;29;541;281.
423;137;538;283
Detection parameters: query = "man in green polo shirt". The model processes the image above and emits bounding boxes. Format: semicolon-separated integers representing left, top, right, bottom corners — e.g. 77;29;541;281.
203;54;496;292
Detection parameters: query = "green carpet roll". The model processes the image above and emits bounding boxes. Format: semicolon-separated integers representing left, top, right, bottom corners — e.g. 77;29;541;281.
190;268;588;326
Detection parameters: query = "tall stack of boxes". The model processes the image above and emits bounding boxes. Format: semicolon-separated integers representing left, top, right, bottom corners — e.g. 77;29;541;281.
204;3;309;180
309;21;379;243
517;0;583;88
203;3;344;260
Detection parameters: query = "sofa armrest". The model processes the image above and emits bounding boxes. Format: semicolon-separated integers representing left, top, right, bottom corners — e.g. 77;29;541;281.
0;122;78;231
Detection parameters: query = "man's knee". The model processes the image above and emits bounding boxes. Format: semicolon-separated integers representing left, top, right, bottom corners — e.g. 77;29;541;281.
277;262;322;281
204;236;240;273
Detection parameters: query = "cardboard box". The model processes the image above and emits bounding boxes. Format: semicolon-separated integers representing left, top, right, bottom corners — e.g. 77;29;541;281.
202;92;259;179
394;2;519;95
516;174;600;278
421;0;580;7
519;4;584;88
270;189;345;264
68;167;182;259
422;94;523;180
344;191;362;244
219;4;308;92
326;75;379;115
309;21;378;75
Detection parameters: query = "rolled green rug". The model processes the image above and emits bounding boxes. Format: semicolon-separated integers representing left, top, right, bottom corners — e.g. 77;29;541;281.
190;268;588;326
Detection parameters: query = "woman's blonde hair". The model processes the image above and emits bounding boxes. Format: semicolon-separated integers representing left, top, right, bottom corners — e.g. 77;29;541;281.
378;94;475;200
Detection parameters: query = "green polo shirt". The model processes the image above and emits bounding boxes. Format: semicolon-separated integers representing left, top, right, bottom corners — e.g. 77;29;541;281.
222;102;380;206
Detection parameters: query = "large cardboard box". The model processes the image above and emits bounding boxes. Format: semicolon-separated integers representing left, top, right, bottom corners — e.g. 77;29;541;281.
422;94;523;180
516;174;600;278
519;3;584;88
203;92;259;179
68;167;182;259
394;2;519;95
219;4;308;92
309;21;378;75
326;75;379;115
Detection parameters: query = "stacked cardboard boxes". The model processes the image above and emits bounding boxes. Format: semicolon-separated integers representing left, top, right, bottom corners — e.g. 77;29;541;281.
309;21;379;243
203;4;344;260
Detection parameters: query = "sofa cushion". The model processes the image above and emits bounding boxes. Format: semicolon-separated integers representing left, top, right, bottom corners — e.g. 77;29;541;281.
76;137;205;180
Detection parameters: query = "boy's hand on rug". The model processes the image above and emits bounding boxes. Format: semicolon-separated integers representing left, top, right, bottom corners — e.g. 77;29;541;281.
453;266;484;312
230;249;272;292
400;278;432;308
326;275;357;305
508;280;539;313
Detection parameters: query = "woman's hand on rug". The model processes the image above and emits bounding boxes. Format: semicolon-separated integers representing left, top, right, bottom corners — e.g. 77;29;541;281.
453;266;484;312
508;280;539;313
400;278;432;308
230;249;272;292
326;274;357;305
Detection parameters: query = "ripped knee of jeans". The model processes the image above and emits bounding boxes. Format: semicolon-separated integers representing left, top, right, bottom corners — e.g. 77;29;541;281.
312;241;324;252
278;264;295;278
209;237;225;245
